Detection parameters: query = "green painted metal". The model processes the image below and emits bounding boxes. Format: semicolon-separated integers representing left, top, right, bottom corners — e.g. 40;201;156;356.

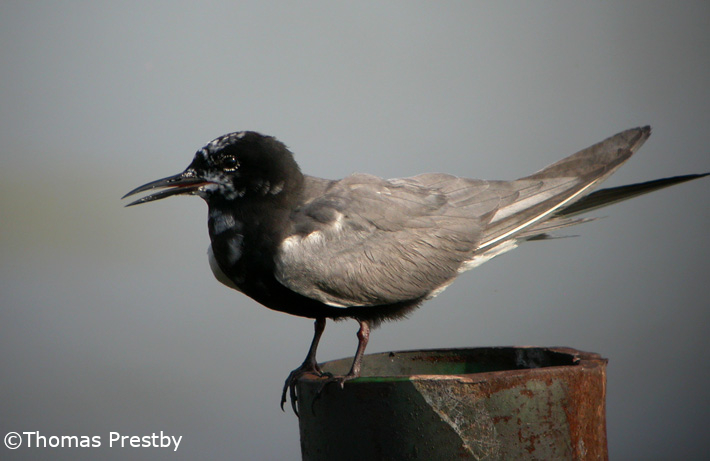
297;347;607;460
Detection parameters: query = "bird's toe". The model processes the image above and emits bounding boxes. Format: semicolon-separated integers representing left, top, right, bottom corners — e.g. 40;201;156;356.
280;363;325;416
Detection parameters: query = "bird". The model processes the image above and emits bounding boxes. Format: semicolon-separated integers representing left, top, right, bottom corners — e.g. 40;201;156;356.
123;126;707;415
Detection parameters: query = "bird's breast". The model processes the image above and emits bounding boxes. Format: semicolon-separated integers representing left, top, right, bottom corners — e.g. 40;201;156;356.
207;244;243;291
207;209;247;289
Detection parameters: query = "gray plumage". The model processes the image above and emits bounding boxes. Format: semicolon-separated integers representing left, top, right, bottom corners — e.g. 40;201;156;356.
276;127;651;310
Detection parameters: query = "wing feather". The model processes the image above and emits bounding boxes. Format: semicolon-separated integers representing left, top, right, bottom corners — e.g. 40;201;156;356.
275;127;651;308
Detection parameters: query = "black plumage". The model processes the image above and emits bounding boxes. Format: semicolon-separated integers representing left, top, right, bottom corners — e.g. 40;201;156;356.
123;127;708;414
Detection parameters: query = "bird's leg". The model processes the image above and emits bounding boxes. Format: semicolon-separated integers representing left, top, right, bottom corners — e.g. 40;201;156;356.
316;320;370;396
281;317;326;415
343;320;370;382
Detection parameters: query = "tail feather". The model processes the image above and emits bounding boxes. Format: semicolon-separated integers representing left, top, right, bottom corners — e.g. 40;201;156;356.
477;127;653;250
519;172;709;240
555;173;710;218
518;216;597;240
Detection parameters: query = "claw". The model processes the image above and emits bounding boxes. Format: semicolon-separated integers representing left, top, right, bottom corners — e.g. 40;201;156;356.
281;318;328;416
309;372;359;414
281;363;326;416
314;373;357;394
280;319;370;416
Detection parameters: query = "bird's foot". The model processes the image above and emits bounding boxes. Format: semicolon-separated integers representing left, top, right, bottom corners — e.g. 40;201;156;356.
309;372;360;414
281;362;330;416
315;372;359;393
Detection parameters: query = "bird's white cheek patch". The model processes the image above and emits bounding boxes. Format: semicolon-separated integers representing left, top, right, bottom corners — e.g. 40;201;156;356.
199;183;220;196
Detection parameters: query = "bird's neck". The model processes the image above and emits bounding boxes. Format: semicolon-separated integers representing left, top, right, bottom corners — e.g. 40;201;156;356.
206;185;301;291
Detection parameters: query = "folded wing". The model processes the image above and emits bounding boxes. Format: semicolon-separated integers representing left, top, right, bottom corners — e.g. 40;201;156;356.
275;127;651;307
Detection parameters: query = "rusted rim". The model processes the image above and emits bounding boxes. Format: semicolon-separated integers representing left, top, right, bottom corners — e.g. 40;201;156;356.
300;346;607;383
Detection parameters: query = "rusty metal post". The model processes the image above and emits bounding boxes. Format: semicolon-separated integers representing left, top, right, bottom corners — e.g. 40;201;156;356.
297;347;607;460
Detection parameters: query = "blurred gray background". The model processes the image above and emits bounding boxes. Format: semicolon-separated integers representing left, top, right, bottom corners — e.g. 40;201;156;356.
2;1;708;459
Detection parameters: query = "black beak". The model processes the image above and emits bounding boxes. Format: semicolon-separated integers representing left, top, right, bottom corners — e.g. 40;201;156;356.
122;170;210;207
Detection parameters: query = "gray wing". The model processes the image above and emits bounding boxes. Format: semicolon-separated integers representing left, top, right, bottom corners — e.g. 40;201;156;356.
275;127;650;308
277;173;501;307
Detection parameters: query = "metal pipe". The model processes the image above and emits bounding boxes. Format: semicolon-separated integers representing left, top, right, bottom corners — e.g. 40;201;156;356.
298;347;607;460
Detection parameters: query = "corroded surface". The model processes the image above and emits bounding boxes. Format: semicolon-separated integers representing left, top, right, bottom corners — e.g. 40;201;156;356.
298;347;607;460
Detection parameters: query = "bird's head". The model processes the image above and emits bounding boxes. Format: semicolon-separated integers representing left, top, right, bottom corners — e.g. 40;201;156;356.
123;131;303;207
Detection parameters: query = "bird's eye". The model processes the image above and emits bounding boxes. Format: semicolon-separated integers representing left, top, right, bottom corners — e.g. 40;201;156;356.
221;155;239;171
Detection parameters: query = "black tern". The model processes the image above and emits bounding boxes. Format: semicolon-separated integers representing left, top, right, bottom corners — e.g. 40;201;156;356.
123;126;708;414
